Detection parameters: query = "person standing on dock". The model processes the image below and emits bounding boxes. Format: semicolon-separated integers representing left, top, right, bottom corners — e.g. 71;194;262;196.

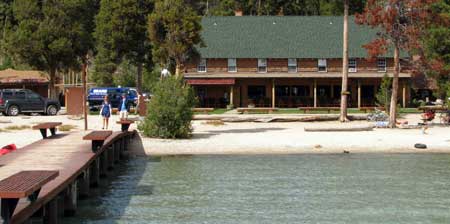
119;94;129;120
100;95;112;129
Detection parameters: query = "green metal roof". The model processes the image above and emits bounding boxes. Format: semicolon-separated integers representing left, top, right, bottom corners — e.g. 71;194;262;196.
197;16;385;59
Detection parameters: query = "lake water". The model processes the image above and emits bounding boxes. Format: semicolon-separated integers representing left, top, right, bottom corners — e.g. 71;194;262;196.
66;154;450;223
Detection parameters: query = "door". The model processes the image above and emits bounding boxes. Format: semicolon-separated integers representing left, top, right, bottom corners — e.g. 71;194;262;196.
27;91;44;111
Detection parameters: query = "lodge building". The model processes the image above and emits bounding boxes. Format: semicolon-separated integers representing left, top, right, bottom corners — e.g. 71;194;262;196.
184;16;414;108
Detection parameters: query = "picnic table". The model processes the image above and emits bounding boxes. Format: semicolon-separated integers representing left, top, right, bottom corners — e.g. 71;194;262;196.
0;170;59;224
116;119;135;132
236;107;279;114
32;122;62;139
83;130;112;152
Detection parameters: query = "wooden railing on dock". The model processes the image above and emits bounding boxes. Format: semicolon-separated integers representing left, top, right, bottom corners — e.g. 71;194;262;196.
0;130;137;224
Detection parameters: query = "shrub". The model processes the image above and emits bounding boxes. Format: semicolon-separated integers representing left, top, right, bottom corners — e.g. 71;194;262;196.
376;74;392;112
139;76;196;139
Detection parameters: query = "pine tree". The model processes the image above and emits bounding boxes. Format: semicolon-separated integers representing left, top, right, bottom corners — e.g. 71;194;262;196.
93;0;153;92
148;0;203;77
5;0;98;98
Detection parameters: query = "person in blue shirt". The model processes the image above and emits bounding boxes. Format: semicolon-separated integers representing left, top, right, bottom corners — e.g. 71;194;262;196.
119;94;128;120
99;95;112;129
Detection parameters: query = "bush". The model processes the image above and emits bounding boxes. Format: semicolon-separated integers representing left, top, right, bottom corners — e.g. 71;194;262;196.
376;74;392;112
139;76;196;139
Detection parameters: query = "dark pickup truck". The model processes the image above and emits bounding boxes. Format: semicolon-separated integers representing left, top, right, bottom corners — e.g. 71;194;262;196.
0;89;61;116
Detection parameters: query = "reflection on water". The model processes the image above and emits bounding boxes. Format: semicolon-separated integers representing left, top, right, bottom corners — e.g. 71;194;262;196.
65;154;450;223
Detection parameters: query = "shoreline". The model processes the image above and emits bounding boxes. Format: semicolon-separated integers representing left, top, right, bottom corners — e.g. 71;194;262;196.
1;114;449;156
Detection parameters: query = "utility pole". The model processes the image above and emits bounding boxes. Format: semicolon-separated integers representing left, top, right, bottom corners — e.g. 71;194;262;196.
82;55;88;130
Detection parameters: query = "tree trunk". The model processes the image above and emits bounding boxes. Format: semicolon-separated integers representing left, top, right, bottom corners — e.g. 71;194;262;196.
175;63;182;78
82;62;88;130
48;68;57;99
339;0;349;122
136;62;143;93
388;45;400;128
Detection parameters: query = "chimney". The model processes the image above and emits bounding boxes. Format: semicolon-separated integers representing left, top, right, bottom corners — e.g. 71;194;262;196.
234;9;243;16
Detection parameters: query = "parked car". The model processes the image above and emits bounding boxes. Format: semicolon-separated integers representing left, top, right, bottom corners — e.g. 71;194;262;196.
0;89;61;116
87;87;138;111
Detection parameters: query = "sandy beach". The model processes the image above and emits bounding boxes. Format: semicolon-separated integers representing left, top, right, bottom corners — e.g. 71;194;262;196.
1;113;449;155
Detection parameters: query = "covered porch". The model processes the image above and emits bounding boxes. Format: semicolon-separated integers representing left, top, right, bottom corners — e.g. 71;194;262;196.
186;77;411;109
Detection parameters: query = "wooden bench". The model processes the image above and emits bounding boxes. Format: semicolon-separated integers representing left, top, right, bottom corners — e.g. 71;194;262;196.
192;108;214;114
116;119;135;132
298;107;340;113
83;130;112;152
0;170;59;224
237;107;279;114
32;122;62;139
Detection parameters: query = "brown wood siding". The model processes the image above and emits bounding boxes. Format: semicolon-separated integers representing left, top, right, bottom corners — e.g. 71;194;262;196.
185;58;408;74
268;59;288;73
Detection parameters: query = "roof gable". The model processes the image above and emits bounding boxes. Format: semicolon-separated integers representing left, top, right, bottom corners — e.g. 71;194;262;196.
197;16;384;59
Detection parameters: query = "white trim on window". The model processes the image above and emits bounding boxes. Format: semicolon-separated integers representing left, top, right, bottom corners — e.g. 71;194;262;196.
228;58;237;72
197;58;207;73
288;58;297;73
258;58;267;73
318;59;327;72
348;58;357;72
377;58;387;72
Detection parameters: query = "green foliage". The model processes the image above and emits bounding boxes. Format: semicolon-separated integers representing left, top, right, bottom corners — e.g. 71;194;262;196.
113;59;139;88
143;66;162;92
148;0;203;74
423;0;450;100
139;76;197;139
193;0;366;16
5;0;98;97
92;0;153;90
376;74;392;111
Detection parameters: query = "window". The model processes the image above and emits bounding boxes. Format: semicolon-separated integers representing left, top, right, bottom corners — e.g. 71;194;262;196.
258;59;267;73
247;86;266;100
288;59;297;73
291;86;310;97
318;59;327;72
2;91;13;99
197;58;207;72
15;91;26;99
349;58;357;72
28;93;41;99
275;86;290;97
377;58;386;72
228;58;237;72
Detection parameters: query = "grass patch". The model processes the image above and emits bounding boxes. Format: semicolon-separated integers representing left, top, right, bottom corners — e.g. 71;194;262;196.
4;125;31;131
89;111;100;115
202;120;225;126
194;108;229;115
399;108;421;114
58;124;77;132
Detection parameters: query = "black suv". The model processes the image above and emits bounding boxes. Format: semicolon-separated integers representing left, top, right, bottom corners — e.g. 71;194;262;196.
0;89;60;116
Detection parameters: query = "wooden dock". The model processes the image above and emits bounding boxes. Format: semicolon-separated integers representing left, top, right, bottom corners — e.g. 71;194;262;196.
0;130;136;223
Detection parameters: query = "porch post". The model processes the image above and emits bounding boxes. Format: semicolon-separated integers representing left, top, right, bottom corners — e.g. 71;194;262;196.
402;81;406;108
313;79;317;108
272;79;275;108
229;86;234;107
357;80;361;108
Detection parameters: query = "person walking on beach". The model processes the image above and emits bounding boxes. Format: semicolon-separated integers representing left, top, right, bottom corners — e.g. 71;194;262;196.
119;94;129;120
100;95;112;129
